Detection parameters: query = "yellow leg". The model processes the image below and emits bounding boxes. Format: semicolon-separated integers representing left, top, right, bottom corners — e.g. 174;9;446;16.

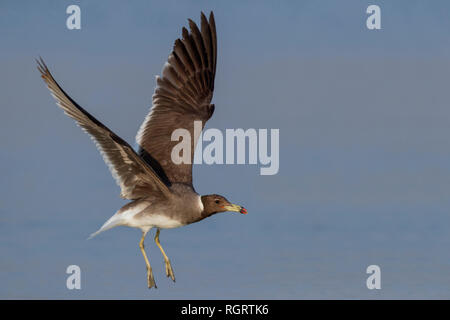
139;230;157;289
154;228;175;282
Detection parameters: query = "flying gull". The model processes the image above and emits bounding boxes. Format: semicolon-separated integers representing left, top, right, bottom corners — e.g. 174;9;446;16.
37;11;247;289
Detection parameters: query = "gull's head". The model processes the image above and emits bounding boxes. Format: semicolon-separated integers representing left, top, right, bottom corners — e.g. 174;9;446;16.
201;194;247;216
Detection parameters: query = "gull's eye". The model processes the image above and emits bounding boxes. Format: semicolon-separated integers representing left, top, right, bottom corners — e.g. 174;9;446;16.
215;199;220;204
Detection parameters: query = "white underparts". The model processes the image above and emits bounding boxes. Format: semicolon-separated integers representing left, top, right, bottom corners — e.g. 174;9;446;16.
88;201;184;239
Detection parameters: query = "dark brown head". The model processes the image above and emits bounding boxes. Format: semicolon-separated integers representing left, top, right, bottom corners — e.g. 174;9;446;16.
200;194;247;217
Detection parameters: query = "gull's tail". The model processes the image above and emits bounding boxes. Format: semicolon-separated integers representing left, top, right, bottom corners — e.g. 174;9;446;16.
87;214;123;240
87;199;150;240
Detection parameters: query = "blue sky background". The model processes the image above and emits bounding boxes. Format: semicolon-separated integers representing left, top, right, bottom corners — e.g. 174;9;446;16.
1;0;450;299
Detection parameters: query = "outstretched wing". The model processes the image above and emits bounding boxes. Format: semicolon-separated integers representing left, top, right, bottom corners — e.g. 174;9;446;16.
37;58;172;200
136;11;217;186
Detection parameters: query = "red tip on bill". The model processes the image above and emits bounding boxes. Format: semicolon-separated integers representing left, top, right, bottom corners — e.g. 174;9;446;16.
240;208;247;214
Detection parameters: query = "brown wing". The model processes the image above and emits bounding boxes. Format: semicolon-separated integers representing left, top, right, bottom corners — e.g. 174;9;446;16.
37;58;172;200
136;11;217;185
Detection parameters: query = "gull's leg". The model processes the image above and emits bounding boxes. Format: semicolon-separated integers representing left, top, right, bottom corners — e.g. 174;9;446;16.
139;230;157;289
154;228;175;282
